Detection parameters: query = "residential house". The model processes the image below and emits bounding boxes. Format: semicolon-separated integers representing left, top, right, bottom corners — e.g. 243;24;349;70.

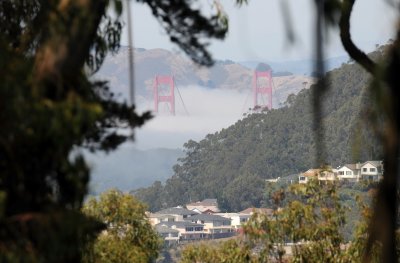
148;213;175;226
360;161;383;181
185;214;234;239
337;164;361;182
239;207;274;216
215;212;251;230
155;207;199;221
298;169;320;184
186;199;220;213
317;168;337;182
155;225;180;246
155;221;206;241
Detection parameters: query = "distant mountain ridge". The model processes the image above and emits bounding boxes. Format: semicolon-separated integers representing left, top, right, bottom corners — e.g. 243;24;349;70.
239;56;349;75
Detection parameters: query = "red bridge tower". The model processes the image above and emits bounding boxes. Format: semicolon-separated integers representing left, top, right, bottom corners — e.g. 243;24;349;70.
253;69;273;110
153;75;175;115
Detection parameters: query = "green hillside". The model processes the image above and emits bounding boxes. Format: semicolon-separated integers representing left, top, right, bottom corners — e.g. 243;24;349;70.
134;48;385;212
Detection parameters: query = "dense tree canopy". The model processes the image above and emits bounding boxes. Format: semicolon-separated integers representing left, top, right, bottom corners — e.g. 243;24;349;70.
180;180;382;263
82;190;160;263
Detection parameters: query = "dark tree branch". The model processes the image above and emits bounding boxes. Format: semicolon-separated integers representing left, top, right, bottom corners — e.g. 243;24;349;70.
33;0;108;90
339;1;399;263
339;0;377;74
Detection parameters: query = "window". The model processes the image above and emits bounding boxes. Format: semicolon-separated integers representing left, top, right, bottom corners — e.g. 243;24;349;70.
299;176;305;181
339;171;344;175
194;227;203;231
370;168;376;172
346;171;352;175
186;227;194;232
363;168;367;172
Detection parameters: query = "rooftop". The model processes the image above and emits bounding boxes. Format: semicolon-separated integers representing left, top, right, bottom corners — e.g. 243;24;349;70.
239;207;273;215
156;207;199;216
186;214;231;222
156;221;204;229
362;160;382;167
186;198;218;207
155;225;180;234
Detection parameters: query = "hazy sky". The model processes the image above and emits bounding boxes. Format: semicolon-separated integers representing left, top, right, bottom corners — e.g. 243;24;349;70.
122;0;398;62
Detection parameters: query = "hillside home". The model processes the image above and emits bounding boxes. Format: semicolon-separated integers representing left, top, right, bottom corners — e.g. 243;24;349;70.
186;199;220;213
155;221;206;241
360;161;383;181
298;169;320;184
186;214;235;238
337;164;361;182
155;207;199;221
317;169;337;182
155;225;180;245
148;213;175;226
239;207;274;216
216;213;251;230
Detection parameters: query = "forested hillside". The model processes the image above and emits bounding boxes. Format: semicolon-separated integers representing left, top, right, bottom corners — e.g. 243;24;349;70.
134;48;385;212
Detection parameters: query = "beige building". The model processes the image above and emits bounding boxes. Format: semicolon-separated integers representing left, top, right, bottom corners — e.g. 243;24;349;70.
298;169;320;184
186;214;235;238
148;213;175;226
317;169;337;182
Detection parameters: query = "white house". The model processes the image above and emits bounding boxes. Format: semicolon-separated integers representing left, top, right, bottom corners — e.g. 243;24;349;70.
360;161;383;181
337;164;361;182
215;213;251;230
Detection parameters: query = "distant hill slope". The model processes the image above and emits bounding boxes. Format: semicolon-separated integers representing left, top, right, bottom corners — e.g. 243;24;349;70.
95;47;314;108
239;56;349;76
85;146;183;194
134;48;385;212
